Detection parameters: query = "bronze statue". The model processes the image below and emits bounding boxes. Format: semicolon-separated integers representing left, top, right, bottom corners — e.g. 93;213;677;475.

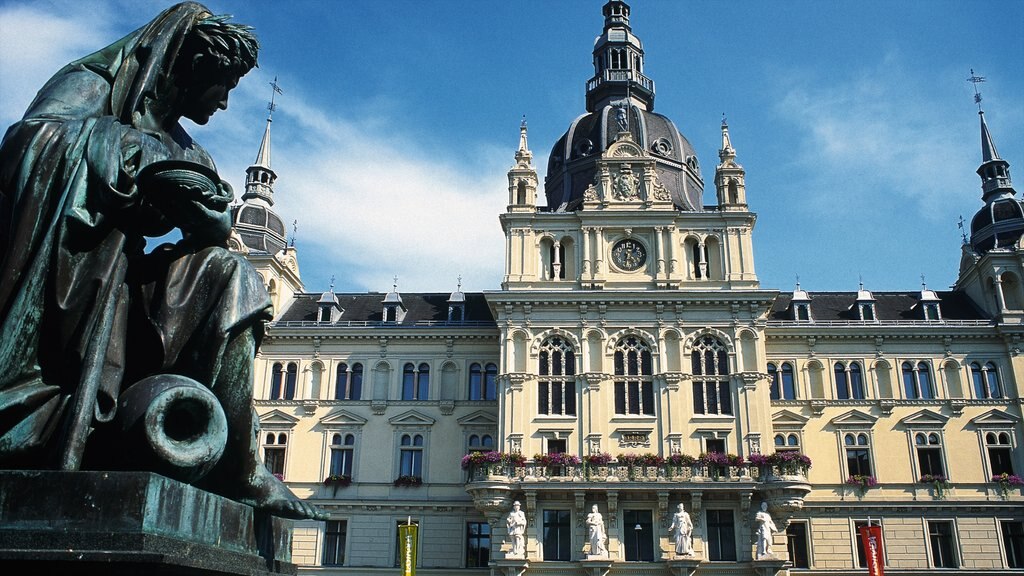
0;2;324;520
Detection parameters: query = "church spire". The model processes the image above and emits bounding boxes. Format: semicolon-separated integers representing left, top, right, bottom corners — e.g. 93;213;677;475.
975;109;1013;202
586;1;654;113
508;117;538;211
715;117;747;210
515;116;533;167
243;77;283;206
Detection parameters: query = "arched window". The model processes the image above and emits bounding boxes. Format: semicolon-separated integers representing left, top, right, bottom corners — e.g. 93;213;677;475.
329;433;355;478
768;363;779;400
538;336;576;416
335;363;363;400
834;362;866;400
691;336;731;415
284;362;297;400
774;433;800;453
401;363;430;400
468;434;494;453
270;362;283;399
469;362;499;401
262;432;287;478
902;361;935;400
843;432;872;477
614;336;654;415
985;432;1014;476
914;432;943;478
399;434;424;478
768;363;797;400
971;362;1003;399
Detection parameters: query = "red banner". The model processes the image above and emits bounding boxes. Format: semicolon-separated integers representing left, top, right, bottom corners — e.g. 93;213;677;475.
859;525;885;576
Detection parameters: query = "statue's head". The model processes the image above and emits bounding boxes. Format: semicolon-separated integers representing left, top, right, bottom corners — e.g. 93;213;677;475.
171;13;259;125
592;504;599;512
677;503;685;511
513;501;521;510
760;501;769;512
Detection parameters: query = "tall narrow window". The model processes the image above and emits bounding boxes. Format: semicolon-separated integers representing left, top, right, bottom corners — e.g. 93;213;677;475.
399;434;424;478
284;362;297;400
466;521;491;567
902;361;934;399
986;432;1014;476
928;521;958;568
915;432;944;477
323;520;347;566
263;432;287;478
469;363;498;401
401;363;430;400
270;363;283;399
329;433;355;478
768;362;798;400
538;337;576;416
786;522;810;569
971;362;1003;399
692;336;731;415
614;336;654;415
335;363;363;400
394;520;419;567
835;362;866;400
854;520;869;568
542;510;572;561
706;510;737;561
844;433;872;477
1003;520;1024;569
768;364;780;400
623;510;654;561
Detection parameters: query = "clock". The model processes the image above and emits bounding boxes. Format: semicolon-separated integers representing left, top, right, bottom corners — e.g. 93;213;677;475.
612;239;647;271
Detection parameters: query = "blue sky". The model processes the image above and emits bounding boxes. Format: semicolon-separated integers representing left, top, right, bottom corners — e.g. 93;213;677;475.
2;0;1022;294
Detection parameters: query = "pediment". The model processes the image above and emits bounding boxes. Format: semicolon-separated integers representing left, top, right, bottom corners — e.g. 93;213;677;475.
388;409;436;427
899;409;949;428
319;409;368;427
605;139;646;159
259;409;299;426
970;409;1021;428
772;409;809;429
457;410;498;427
829;409;878;428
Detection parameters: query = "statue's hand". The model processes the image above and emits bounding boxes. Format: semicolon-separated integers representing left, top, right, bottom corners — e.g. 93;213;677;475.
138;160;233;245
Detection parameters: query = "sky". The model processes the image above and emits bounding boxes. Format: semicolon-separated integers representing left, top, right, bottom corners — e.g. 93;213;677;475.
1;0;1022;295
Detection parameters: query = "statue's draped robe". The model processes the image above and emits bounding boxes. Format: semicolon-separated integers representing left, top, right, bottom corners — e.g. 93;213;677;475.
0;2;271;467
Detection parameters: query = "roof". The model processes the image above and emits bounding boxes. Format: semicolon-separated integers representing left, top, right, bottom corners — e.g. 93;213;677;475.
769;291;987;322
277;292;496;325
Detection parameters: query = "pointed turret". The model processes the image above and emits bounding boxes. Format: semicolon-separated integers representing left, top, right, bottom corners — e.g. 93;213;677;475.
715;119;747;210
968;110;1022;254
508;117;538;211
243;117;277;206
585;0;654;113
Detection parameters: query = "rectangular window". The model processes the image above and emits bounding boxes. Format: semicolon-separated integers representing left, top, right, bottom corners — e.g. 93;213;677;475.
466;521;490;567
706;438;726;454
854;521;868;568
323;520;347;566
264;447;285;477
989;447;1014;476
548;439;566;454
692;381;732;415
847;448;871;477
928;521;958;568
623;510;654;561
394;520;419;567
917;446;943;477
786;522;809;569
1003;520;1024;569
706;509;737;561
542;510;571;561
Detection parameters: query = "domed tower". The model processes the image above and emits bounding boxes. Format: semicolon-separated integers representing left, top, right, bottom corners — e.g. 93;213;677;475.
956;102;1024;321
544;0;704;211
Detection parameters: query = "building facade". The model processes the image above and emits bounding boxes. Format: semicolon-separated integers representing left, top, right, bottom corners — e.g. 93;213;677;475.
233;2;1023;574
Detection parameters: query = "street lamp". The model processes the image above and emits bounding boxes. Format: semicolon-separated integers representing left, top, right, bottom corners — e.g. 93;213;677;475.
634;523;642;561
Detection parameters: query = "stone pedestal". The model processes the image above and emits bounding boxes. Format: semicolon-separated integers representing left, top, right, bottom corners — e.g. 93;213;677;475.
490;558;529;576
579;557;613;576
0;470;295;575
750;557;789;576
666;557;702;576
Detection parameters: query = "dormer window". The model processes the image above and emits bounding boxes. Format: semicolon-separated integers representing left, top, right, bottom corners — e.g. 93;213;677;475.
791;283;812;322
918;286;942;321
924;303;940;321
855;284;877;322
317;290;342;323
859;303;875;321
382;279;406;323
796;304;810;321
319;307;331;322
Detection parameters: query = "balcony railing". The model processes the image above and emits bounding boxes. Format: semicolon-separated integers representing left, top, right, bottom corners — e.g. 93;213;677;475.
586;69;655;93
271;320;496;328
467;462;808;484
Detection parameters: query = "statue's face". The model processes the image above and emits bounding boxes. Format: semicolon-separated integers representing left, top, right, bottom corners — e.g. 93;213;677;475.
592;505;598;512
180;73;241;125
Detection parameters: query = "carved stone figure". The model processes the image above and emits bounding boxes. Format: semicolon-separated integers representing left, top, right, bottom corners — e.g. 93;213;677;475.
668;503;695;556
586;504;608;557
755;501;778;558
506;500;527;557
0;2;322;520
613;165;639;200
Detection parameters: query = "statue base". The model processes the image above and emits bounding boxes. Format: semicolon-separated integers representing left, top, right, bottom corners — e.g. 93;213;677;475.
491;558;529;576
0;470;295;575
750;557;789;576
666;557;702;576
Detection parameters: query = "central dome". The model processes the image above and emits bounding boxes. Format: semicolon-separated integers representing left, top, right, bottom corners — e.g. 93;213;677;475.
543;1;704;211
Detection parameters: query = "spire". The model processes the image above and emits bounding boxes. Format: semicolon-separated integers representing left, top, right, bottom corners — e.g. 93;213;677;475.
586;1;654;112
719;116;736;162
254;117;272;169
715;117;746;209
515;116;533;167
242;78;284;207
980;110;1000;163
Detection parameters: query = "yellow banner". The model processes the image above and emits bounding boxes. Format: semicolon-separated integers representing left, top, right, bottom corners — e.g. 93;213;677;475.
399;523;418;576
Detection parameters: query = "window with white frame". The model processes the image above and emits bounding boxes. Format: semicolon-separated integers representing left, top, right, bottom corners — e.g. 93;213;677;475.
768;362;797;400
329;433;355;478
538;336;576;416
901;361;935;399
1002;520;1024;569
262;432;288;478
401;363;430;400
270;362;298;400
914;432;945;478
322;520;347;566
775;433;800;453
927;520;958;568
834;361;866;400
692;336;731;415
335;362;363;400
614;336;654;415
985;431;1015;476
786;521;810;569
843;432;872;477
970;362;1003;399
399;433;424;478
469;362;498;401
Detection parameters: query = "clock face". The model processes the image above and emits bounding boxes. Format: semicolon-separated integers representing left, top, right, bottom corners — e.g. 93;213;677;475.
612;239;647;271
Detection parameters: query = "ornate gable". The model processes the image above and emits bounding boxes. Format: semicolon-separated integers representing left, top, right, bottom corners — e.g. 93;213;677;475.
829;409;878;429
457;410;498;427
772;409;810;430
318;409;368;427
899;409;949;428
388;410;437;427
970;409;1021;428
259;409;299;427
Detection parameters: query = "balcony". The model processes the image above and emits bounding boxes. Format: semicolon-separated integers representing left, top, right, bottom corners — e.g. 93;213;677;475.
586;69;655;94
466;461;810;487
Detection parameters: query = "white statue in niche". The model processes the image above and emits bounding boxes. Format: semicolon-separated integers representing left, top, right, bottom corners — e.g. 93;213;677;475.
506;500;527;558
754;501;778;559
668;503;695;556
585;504;608;557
